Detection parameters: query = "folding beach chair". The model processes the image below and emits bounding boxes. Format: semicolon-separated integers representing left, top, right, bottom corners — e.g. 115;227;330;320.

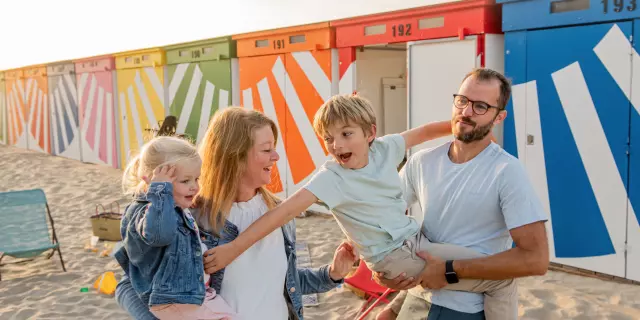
345;261;395;320
0;189;66;280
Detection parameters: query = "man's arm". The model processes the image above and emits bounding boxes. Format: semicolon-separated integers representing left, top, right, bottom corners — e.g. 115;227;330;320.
453;221;549;280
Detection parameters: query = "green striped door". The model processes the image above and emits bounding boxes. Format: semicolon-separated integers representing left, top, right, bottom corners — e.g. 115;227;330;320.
165;37;236;144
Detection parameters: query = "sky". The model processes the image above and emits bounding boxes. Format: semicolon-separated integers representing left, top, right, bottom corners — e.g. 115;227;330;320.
0;0;455;70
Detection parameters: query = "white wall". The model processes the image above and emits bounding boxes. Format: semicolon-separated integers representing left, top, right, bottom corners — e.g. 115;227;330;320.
355;49;406;136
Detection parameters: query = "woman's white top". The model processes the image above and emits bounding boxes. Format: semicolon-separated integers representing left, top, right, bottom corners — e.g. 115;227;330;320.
220;193;289;320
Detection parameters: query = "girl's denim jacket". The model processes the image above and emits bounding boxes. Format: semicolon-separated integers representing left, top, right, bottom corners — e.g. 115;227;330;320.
114;182;341;320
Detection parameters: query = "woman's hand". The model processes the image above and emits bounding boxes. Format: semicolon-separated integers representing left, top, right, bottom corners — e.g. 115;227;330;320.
329;241;358;281
203;243;241;274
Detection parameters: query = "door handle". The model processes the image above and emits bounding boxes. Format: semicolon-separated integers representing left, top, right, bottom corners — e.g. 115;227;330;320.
527;134;534;145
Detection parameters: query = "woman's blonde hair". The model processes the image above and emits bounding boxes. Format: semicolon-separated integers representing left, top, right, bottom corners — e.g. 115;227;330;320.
196;107;280;235
122;136;200;196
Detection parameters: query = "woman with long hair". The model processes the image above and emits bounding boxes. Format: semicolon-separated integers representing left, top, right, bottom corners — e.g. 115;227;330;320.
115;107;356;319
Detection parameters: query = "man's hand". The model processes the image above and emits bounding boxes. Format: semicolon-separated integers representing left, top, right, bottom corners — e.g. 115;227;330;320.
329;241;358;281
373;271;419;291
415;251;448;290
203;243;241;274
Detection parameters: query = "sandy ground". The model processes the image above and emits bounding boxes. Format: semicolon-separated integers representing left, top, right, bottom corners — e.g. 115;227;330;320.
1;144;640;319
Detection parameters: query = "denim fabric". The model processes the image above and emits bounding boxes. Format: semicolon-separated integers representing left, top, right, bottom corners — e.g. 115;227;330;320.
114;182;212;307
115;204;341;320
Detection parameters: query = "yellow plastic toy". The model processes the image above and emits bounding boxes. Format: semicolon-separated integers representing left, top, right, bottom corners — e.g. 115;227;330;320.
93;271;117;295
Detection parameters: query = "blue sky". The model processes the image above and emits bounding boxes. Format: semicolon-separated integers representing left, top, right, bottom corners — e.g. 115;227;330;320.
0;0;452;70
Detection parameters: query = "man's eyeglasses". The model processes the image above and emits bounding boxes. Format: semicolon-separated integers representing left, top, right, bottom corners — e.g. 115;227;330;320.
453;94;501;116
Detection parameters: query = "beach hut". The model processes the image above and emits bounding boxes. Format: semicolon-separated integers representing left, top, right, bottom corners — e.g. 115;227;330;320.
499;0;640;281
4;69;27;149
74;55;120;168
47;61;81;160
114;48;166;167
0;72;6;145
164;37;239;144
22;66;50;154
331;0;503;153
232;23;336;204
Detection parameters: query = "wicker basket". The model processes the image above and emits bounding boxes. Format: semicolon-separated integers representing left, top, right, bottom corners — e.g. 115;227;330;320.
90;202;122;241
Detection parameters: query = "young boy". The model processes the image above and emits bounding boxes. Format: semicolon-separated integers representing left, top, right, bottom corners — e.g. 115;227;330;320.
207;94;516;320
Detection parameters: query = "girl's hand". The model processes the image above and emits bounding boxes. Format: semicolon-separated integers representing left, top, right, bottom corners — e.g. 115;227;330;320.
143;165;176;184
203;243;241;274
329;241;358;281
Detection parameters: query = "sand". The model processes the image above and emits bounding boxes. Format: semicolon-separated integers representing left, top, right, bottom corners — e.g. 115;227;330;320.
0;144;639;319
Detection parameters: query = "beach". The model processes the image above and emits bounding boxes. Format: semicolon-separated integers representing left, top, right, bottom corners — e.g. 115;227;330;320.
1;144;639;319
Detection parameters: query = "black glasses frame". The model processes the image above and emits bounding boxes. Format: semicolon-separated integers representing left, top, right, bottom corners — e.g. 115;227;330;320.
452;94;501;115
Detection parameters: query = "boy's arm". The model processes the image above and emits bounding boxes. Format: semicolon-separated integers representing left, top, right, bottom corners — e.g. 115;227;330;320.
400;120;452;150
204;188;318;273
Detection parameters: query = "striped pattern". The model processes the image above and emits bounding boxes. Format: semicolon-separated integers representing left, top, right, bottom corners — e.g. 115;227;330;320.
0;79;6;145
24;76;50;153
167;61;232;144
6;78;28;149
78;71;119;168
239;50;334;197
49;73;81;160
116;67;165;167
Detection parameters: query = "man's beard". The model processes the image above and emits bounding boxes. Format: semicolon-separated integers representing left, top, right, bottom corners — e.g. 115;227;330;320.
453;116;494;143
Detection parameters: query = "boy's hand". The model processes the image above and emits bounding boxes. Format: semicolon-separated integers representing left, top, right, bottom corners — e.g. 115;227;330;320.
143;165;176;184
203;243;241;274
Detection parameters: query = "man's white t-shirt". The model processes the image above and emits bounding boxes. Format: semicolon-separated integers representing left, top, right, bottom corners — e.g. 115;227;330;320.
400;141;547;313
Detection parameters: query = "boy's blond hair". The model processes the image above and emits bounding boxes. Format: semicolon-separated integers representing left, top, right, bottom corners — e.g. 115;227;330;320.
313;94;377;138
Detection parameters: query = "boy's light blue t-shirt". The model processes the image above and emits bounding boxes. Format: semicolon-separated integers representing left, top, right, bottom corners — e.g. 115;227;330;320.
303;134;420;262
400;141;548;314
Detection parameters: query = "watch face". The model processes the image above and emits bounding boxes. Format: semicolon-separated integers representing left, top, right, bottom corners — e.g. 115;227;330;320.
445;272;459;284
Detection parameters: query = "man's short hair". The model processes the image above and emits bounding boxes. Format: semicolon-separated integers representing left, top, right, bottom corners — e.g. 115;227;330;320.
462;68;512;110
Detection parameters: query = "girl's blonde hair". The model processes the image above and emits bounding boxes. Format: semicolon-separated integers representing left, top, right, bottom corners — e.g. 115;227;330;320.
122;136;200;196
196;107;280;235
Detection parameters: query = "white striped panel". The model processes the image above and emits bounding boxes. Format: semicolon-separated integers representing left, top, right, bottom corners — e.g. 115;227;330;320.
43;94;49;153
59;78;78;131
144;67;164;108
24;79;32;104
64;74;78;106
12;84;26;137
106;92;114;167
27;83;37;130
82;75;98;136
197;82;215;143
594;24;632;108
0;92;4;144
127;86;144;150
134;71;159;130
34;90;43;146
339;62;355;95
242;88;254;110
94;88;105;154
218;89;229;111
272;57;328;169
119;93;131;163
51;92;60;154
177;65;202;134
55;90;70;150
169;63;189;105
78;73;89;105
291;51;331;101
7;93;15;144
552;62;626;276
257;77;294;193
513;81;555;260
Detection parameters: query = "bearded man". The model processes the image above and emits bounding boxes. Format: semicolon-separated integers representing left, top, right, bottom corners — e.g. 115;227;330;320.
375;68;550;320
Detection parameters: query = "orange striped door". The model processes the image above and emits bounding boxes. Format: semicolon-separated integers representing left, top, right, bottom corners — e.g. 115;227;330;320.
239;54;288;196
